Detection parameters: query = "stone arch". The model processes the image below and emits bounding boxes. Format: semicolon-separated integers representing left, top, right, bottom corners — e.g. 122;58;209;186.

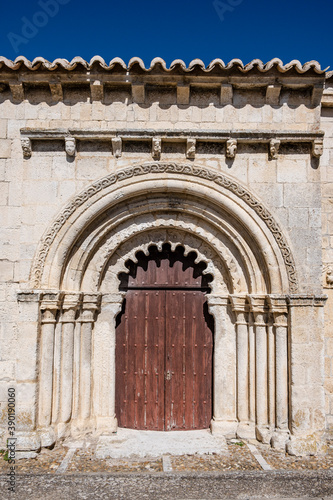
31;162;297;295
32;163;298;450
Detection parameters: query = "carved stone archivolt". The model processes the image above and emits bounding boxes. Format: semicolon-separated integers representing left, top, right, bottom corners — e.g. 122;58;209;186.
30;163;298;293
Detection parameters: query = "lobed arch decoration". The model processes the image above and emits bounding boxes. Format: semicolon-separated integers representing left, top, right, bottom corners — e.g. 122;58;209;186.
33;163;297;450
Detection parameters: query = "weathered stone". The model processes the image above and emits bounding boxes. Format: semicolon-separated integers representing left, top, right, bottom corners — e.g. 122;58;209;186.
0;56;332;456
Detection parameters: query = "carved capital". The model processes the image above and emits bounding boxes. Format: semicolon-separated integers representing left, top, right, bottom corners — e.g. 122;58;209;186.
226;139;237;159
248;295;267;325
80;293;101;322
112;137;122;158
312;138;323;158
186;138;196;159
21;138;32;158
65;137;76;156
269;139;280;160
61;293;82;322
152;137;161;160
229;295;248;324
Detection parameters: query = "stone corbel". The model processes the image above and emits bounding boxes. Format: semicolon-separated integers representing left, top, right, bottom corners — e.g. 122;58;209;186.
226;139;237;159
266;84;281;106
9;82;24;101
65;136;76;157
112;137;122;158
132;83;145;104
177;83;190;105
312;138;323;158
21;137;32;159
152;137;162;160
220;84;233;105
269;139;280;160
90;81;104;101
186;138;196;159
49;82;63;102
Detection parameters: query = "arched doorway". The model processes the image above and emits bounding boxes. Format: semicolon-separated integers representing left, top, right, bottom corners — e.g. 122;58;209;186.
115;244;214;431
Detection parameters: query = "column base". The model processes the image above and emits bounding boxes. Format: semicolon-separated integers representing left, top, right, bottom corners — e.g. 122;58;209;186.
210;418;237;438
16;431;41;451
96;416;118;433
38;427;56;448
255;425;273;444
236;422;256;440
286;433;327;457
71;419;94;436
271;429;290;451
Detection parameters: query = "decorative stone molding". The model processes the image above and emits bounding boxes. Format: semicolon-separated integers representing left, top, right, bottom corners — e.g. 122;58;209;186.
287;295;327;307
112;137;122;158
98;229;233;295
152;137;161;160
20;128;325;161
186;138;196;159
21;137;31;159
226;139;237;159
65;137;76;157
269;139;280;160
30;163;299;293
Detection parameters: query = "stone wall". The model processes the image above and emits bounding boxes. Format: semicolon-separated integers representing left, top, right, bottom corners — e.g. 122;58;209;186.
0;58;331;454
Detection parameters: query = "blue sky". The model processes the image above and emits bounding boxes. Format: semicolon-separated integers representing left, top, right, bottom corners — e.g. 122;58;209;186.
0;0;331;69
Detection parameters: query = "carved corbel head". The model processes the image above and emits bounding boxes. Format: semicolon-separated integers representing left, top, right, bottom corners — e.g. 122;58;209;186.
21;137;32;158
65;137;76;157
312;139;323;158
152;137;161;160
269;139;280;160
186;138;196;159
112;137;122;158
226;139;237;159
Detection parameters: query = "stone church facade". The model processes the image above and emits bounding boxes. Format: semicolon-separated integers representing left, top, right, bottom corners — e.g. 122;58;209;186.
0;56;333;456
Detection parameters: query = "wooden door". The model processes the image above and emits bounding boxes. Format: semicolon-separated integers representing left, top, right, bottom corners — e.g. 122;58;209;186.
115;248;213;430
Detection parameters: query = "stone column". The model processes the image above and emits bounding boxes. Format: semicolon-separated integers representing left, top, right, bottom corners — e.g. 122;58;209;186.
38;292;62;447
207;295;237;436
286;295;327;456
78;294;101;428
58;293;81;437
93;293;125;432
248;295;271;443
230;295;254;439
267;295;290;450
